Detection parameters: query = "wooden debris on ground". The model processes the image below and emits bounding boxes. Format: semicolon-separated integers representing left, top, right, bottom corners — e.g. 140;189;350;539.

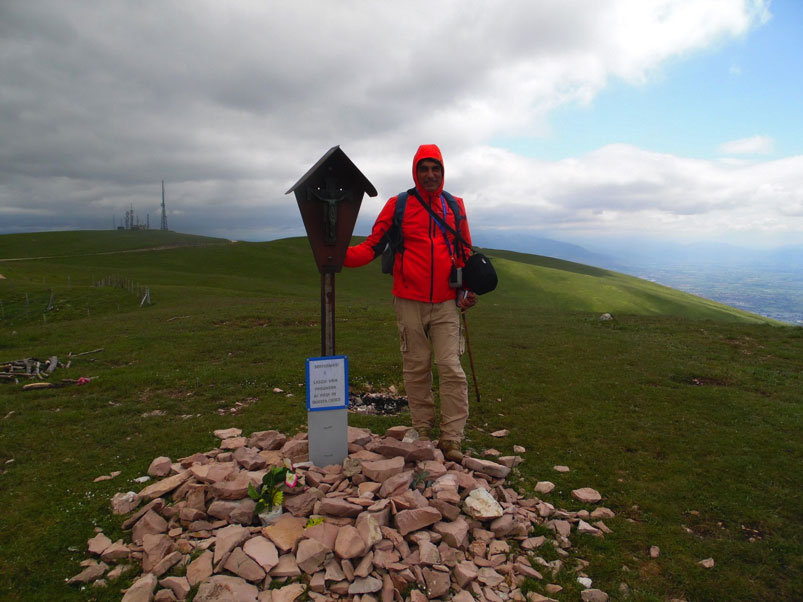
2;348;102;385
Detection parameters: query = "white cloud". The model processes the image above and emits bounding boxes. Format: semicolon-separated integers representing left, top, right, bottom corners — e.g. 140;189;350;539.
719;135;775;155
455;144;803;241
0;0;785;244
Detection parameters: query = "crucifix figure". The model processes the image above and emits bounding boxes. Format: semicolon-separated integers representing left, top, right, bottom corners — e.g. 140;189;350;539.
310;175;350;244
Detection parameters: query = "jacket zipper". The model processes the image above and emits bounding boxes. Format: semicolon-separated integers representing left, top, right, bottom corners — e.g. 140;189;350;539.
428;198;435;303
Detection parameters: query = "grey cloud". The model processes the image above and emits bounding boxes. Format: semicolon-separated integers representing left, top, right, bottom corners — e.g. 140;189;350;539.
0;1;787;243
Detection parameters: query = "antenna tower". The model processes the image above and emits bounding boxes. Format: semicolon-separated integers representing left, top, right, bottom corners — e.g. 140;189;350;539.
160;180;169;231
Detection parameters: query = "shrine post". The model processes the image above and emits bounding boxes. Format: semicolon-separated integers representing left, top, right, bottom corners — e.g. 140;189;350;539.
286;146;377;466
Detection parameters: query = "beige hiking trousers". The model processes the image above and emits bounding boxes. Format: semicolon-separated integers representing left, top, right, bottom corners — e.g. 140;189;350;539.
393;296;468;442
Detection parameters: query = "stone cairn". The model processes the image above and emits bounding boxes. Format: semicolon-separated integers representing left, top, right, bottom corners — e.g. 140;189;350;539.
70;426;614;602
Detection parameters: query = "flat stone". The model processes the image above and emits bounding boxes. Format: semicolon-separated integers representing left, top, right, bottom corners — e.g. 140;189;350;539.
142;533;175;573
534;481;555;494
433;517;469;549
68;560;108;584
349;576;383;594
213;524;250;567
243;536;279;572
463;488;503;520
324;558;346;581
384;426;410;440
262;514;306;552
515;560;543;580
159;576;190;600
591;507;616;519
581;590;609;602
280;438;309;462
367;438;417;460
121;572;157;602
490;514;526;538
378;470;414;498
319;497;363;518
362;456;405;482
283;490;319;517
186;549;213;586
454;561;478;588
132;510;168;544
193;575;258;602
214;427;243;439
334;525;366;559
429;499;461;522
348;426;374;446
296;538;330;574
207;498;256;525
424;567;451;598
521;536;545;550
272;583;306;602
354;550;374;578
190;462;238;484
248;430;287;450
572;487;602;504
224;546;267;582
356;512;383;549
513;445;526;453
462;457;511;479
477;567;505;587
233;446;268;470
578;520;602;536
699;558;715;568
418;540;440;565
100;540;131;563
209;473;251;500
490;429;509;437
549;520;571;538
269;554;301;578
111;491;142;515
220;436;248;450
151;550;183;578
138;470;192;500
394;507;442;536
553;465;570;473
87;532;113;555
302;521;339;551
148;456;173;477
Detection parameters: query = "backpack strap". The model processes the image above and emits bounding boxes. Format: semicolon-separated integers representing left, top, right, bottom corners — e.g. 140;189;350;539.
441;190;467;261
410;189;475;259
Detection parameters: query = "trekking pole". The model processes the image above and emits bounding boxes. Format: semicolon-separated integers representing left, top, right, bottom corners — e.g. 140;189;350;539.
461;309;481;404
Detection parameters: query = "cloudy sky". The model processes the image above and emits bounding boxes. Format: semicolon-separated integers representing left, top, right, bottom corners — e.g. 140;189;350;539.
1;0;801;249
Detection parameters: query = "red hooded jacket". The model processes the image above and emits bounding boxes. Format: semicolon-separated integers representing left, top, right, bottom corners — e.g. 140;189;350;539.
344;144;473;303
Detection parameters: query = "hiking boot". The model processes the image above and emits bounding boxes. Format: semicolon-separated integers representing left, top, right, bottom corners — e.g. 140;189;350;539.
403;427;431;442
439;439;464;462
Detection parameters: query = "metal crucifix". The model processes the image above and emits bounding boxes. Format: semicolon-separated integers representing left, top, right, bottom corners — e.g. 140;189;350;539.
309;176;350;245
286;146;377;355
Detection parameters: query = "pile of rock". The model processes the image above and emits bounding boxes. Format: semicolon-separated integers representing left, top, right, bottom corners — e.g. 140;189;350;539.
70;426;613;602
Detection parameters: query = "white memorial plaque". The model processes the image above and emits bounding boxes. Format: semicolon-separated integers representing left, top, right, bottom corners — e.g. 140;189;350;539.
306;355;348;466
306;355;348;411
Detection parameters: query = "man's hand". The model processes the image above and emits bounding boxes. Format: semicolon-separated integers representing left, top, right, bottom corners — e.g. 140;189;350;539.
457;290;477;311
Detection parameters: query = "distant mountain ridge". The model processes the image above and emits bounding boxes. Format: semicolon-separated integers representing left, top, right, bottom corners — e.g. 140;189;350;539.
471;230;801;325
472;230;615;267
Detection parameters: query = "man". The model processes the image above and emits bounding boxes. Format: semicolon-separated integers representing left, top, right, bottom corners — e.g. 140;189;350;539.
344;144;477;462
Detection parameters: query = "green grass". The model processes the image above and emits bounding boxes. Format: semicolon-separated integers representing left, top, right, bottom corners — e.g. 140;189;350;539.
0;230;800;602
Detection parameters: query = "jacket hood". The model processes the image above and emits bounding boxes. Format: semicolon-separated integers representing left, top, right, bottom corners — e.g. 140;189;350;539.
412;144;444;197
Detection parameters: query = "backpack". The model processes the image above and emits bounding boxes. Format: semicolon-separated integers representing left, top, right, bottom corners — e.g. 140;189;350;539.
373;188;466;275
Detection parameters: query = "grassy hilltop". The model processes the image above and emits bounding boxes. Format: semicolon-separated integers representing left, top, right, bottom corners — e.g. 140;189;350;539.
0;230;800;602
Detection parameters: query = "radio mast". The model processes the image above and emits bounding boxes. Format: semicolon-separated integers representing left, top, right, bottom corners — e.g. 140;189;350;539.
160;180;168;231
